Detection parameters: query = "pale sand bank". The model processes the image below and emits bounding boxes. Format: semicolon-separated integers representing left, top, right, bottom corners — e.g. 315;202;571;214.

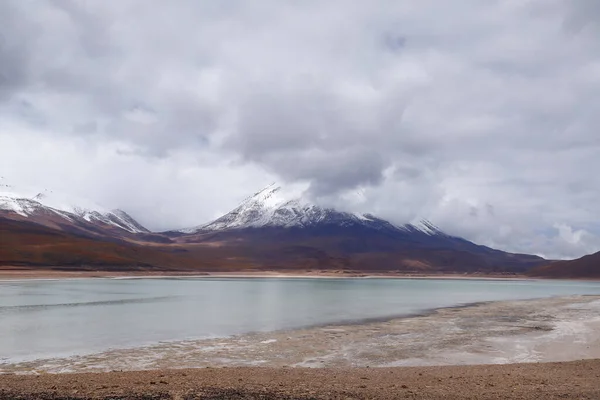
0;268;540;281
2;295;599;374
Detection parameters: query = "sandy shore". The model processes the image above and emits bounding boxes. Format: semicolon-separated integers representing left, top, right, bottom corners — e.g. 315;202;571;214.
1;360;600;399
2;292;600;398
4;295;600;373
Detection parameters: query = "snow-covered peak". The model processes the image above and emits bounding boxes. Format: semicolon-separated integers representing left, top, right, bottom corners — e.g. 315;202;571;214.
178;184;446;237
0;180;148;234
178;183;310;233
400;219;446;236
242;183;285;209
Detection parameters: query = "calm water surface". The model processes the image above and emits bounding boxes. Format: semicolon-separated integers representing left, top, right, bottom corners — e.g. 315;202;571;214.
1;277;600;362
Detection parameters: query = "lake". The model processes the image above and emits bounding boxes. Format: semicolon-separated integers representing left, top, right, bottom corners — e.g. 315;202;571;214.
2;277;600;363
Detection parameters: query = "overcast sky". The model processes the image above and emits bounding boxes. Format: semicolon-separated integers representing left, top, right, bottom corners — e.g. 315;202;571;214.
1;0;600;259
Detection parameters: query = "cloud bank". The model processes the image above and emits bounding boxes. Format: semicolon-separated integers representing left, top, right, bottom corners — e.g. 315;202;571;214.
1;0;600;259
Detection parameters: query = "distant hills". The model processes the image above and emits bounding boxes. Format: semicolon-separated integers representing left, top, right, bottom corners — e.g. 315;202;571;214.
1;181;597;278
529;252;600;279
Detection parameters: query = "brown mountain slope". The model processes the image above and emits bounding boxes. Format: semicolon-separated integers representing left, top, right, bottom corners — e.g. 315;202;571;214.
529;252;600;279
0;184;549;274
170;227;545;274
0;218;199;271
1;217;546;274
0;209;171;243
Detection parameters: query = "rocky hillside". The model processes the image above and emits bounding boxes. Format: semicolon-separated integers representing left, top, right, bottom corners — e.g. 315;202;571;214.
529;252;600;279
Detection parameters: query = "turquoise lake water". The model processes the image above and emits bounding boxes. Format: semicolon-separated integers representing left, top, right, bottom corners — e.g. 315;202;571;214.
1;277;600;363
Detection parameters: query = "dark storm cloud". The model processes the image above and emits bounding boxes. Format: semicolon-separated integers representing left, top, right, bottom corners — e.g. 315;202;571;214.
1;0;600;259
0;3;33;99
564;0;600;31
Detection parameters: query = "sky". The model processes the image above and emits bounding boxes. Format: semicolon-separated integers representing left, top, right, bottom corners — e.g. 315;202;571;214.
1;0;600;260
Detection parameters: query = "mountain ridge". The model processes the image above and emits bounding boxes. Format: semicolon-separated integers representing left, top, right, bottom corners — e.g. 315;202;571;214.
0;180;552;275
177;183;446;237
167;184;545;273
0;181;149;235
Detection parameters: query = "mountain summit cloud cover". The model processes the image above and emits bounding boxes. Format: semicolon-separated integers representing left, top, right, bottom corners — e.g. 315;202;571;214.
1;0;600;259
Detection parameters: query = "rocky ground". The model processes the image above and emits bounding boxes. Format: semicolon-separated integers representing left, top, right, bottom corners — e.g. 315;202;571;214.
1;360;600;399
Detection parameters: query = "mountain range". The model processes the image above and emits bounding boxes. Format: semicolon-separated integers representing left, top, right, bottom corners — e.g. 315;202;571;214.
0;180;596;278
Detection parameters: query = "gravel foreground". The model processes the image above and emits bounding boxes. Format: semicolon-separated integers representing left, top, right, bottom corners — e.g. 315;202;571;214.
1;360;600;400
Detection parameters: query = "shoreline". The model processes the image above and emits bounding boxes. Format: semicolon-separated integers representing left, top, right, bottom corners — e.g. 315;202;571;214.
3;295;599;374
2;294;600;399
0;268;582;282
1;360;599;399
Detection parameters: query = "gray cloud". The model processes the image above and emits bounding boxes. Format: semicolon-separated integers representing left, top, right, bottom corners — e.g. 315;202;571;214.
1;0;600;259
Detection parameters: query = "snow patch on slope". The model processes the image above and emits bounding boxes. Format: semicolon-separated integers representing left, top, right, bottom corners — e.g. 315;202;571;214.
178;184;309;232
178;183;444;236
406;220;445;236
0;179;147;233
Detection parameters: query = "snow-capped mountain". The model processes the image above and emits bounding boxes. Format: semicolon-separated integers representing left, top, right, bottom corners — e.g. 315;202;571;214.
1;180;546;273
0;180;148;234
169;183;545;273
178;183;445;236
